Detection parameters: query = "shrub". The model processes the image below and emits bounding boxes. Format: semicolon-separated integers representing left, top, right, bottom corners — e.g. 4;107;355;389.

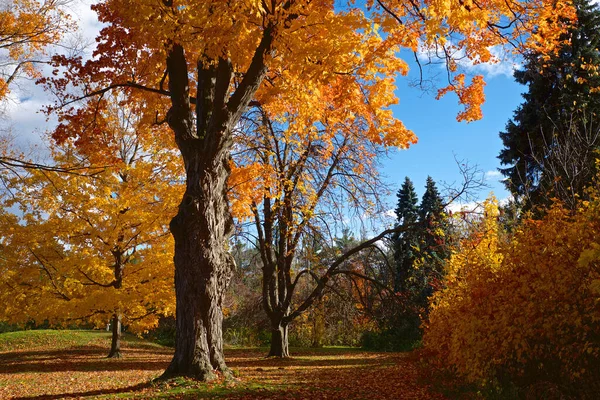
424;196;600;396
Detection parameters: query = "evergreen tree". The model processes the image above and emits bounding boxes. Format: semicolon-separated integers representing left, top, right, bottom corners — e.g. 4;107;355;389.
392;177;419;292
387;176;451;346
420;176;444;221
499;0;600;212
417;177;449;305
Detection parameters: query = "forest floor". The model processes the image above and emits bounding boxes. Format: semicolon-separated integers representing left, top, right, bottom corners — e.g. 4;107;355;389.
0;330;463;399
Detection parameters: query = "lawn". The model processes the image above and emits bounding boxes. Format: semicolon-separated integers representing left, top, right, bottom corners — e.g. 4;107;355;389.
0;330;449;399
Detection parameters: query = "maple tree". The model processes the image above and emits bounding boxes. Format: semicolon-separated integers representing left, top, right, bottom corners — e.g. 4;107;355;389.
41;0;576;379
0;0;72;101
231;76;410;356
0;100;181;357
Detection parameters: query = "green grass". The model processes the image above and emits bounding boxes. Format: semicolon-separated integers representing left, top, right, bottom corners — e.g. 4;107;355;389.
0;329;107;351
102;378;284;399
0;329;166;352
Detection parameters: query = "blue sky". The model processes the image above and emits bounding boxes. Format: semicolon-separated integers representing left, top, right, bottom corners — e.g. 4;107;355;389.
381;54;525;207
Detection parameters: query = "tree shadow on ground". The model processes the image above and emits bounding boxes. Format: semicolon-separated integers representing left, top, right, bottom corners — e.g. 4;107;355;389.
0;346;172;374
1;345;448;399
11;381;153;400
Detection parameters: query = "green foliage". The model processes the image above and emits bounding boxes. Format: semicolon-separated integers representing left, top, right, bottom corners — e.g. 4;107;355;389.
0;321;19;333
360;329;421;352
392;177;420;293
224;327;269;348
143;316;176;348
386;176;451;346
393;176;450;302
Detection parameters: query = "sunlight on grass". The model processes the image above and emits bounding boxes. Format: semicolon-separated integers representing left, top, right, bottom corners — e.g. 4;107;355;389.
0;330;448;399
0;329;108;351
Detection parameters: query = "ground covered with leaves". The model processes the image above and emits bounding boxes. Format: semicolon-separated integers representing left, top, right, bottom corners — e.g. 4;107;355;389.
0;330;451;399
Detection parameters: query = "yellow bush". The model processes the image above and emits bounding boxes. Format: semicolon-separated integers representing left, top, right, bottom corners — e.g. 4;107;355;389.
424;195;600;391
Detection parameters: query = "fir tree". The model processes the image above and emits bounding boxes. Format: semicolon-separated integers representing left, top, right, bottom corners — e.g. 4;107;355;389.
417;177;449;305
389;176;451;345
392;177;419;293
499;0;600;212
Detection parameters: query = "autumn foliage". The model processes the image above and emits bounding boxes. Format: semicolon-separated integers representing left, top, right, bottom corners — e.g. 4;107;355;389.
424;192;600;393
0;103;181;336
0;0;72;100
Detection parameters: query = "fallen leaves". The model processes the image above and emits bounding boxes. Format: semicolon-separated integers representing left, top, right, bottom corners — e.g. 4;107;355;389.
0;331;449;399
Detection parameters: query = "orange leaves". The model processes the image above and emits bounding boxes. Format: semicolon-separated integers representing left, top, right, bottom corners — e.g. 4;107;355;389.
370;0;575;121
424;190;600;389
436;74;486;122
228;162;275;220
0;0;72;100
0;337;445;400
0;78;8;99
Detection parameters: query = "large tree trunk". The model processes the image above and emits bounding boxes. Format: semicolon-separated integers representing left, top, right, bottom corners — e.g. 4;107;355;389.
268;322;289;358
160;21;275;377
107;313;121;358
159;44;235;381
162;152;234;380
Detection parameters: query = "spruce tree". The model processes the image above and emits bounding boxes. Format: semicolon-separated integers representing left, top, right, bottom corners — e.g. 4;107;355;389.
499;0;600;212
389;176;451;346
392;177;419;293
417;177;449;305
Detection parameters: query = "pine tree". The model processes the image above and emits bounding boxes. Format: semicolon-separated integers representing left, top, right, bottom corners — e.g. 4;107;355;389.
392;177;419;293
499;0;600;212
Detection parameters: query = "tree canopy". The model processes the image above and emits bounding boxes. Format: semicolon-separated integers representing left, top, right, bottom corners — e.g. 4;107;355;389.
21;0;581;380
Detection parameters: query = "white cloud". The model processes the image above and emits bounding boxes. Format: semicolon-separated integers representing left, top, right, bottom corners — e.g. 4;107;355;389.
485;170;503;180
1;0;102;151
445;200;483;214
445;195;513;214
417;44;521;79
383;208;396;219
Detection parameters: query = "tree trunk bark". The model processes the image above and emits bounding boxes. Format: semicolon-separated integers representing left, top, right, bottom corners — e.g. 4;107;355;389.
160;35;273;380
162;152;234;380
268;322;289;358
107;313;121;358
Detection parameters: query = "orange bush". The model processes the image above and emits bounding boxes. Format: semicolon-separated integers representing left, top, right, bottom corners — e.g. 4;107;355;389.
424;195;600;392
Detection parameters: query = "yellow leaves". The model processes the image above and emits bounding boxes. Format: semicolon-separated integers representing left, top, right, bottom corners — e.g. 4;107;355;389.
0;0;73;101
0;107;180;332
425;185;600;387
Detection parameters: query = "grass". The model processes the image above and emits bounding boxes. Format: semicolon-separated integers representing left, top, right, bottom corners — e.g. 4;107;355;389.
0;329;453;399
0;329;107;352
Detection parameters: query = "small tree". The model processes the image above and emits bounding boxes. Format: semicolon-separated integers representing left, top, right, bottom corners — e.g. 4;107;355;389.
233;95;410;356
0;102;181;357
